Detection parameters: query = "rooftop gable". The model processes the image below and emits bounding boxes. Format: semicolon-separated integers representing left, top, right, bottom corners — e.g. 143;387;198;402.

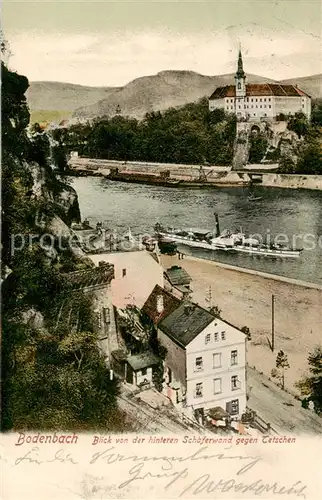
159;302;215;347
165;266;192;286
127;352;161;371
141;284;181;325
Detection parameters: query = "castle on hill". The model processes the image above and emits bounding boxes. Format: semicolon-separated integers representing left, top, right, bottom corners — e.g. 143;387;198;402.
208;49;311;121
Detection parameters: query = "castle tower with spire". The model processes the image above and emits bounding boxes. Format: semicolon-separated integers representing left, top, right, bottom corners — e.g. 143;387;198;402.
234;48;247;118
208;48;311;122
235;48;246;98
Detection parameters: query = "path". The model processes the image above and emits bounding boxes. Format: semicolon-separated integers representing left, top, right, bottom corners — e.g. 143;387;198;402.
247;366;322;434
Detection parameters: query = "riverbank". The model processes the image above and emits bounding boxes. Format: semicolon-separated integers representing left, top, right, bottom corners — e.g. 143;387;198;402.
68;157;322;190
161;254;322;393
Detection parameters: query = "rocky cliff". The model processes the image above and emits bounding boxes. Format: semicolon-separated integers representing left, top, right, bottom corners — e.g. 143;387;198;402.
233;120;305;170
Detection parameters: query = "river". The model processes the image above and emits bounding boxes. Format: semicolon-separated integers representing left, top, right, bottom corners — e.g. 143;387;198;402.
70;177;322;285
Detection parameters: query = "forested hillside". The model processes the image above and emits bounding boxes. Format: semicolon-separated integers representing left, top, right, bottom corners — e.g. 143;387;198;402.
56;99;237;166
1;52;126;431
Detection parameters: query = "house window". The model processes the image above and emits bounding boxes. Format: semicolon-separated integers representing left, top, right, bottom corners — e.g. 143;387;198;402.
195;356;203;371
214;332;219;342
251;98;253;102
141;368;147;376
268;98;271;102
194;382;203;398
260;105;262;108
122;268;127;277
227;399;239;415
214;378;222;394
221;331;226;340
231;375;239;391
269;105;271;108
231;350;238;365
260;98;262;102
205;333;211;344
255;98;258;102
213;352;222;368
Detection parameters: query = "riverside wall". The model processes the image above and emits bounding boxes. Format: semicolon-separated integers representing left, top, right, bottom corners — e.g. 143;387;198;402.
68;157;322;190
260;173;322;190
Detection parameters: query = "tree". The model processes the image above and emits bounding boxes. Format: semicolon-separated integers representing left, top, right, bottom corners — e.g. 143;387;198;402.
248;131;268;163
296;139;322;174
241;326;251;341
276;350;290;389
287;112;309;138
295;347;322;414
278;155;297;174
311;100;322;126
209;305;221;318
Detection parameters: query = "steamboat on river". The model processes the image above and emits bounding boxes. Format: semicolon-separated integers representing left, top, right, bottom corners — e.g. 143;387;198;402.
154;214;303;259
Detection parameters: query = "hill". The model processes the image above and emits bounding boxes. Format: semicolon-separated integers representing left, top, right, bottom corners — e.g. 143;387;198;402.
280;74;322;99
27;71;322;123
72;71;276;120
26;81;120;123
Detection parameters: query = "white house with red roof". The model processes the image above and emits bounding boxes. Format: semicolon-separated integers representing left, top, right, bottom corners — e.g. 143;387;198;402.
209;49;311;121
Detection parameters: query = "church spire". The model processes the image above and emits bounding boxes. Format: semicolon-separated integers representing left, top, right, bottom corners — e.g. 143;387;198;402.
236;47;245;79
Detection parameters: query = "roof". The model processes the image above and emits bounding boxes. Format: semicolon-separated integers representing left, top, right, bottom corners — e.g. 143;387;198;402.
159;302;215;347
111;349;127;362
127;352;161;371
165;266;192;286
209;83;311;100
142;284;181;325
63;263;114;289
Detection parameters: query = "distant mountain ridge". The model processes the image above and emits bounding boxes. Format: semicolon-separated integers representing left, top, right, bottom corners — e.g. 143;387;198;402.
26;71;322;122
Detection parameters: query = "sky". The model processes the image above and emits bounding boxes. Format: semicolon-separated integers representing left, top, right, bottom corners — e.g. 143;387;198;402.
3;0;322;87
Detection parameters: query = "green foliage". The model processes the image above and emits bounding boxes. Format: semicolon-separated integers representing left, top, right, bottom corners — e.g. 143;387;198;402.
276;111;322;174
2;318;120;430
276;113;286;122
295;346;322;414
52;144;68;175
1;60;121;431
209;305;221;318
278;155;297;174
241;326;251;341
297;138;322;174
56;98;236;166
287;112;309;138
311;100;322;126
248;131;268;163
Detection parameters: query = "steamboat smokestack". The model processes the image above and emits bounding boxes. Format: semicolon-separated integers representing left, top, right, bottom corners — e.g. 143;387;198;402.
214;213;220;237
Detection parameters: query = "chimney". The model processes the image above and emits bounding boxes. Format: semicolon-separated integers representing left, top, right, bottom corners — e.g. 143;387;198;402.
214;213;220;237
157;294;164;314
184;303;194;315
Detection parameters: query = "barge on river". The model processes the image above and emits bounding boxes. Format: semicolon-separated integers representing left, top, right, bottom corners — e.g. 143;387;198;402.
154;214;303;259
106;167;248;188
